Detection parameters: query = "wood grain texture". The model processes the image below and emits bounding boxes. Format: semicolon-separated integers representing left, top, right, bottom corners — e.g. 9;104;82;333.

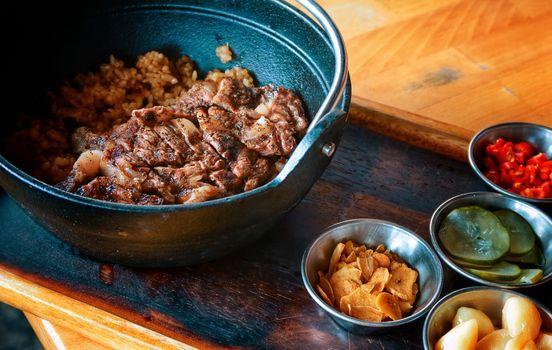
1;125;550;349
321;0;552;156
0;269;195;350
25;313;110;350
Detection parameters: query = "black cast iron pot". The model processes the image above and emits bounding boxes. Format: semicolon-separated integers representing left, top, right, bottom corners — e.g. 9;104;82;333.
0;0;350;267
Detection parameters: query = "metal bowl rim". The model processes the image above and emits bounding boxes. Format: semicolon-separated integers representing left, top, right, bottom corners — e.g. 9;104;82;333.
429;191;552;289
468;122;552;204
422;285;552;350
301;218;444;328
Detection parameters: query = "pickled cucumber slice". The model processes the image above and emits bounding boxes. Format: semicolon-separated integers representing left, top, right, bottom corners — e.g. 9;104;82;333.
493;209;536;256
438;206;510;264
513;269;544;284
450;257;493;269
505;244;546;267
465;261;521;281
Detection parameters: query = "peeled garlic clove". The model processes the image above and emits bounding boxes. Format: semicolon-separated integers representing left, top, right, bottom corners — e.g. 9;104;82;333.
535;332;552;350
504;334;536;350
476;329;511;350
436;319;478;350
453;306;495;340
502;297;542;340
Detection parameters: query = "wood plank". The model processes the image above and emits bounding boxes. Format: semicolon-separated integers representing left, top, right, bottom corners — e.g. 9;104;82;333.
496;51;552;111
0;269;195;350
317;0;552;154
351;48;498;113
346;0;526;76
0;125;492;350
418;80;535;129
25;313;110;350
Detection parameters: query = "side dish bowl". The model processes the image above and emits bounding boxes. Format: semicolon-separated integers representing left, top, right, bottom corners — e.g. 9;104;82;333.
423;286;552;350
0;0;350;266
468;122;552;204
301;219;444;335
429;192;552;288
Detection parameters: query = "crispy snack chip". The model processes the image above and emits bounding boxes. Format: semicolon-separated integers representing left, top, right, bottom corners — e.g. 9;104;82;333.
317;271;335;305
330;264;362;302
315;240;419;323
357;255;377;281
386;263;419;301
349;305;384;322
328;242;345;275
366;267;390;293
376;292;402;321
372;253;391;268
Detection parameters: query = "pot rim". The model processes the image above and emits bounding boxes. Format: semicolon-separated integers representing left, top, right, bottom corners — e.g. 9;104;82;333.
0;0;350;212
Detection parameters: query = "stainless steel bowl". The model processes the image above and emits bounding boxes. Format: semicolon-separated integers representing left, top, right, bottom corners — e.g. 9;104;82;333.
423;286;552;350
468;122;552;204
429;192;552;288
301;219;444;335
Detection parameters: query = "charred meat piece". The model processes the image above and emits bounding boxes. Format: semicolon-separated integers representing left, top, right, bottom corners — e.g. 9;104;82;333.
58;106;227;204
178;77;308;157
59;78;308;205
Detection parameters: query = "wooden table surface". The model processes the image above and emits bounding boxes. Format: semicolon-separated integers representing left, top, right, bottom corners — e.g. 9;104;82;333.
324;0;552;160
1;124;551;349
2;0;552;349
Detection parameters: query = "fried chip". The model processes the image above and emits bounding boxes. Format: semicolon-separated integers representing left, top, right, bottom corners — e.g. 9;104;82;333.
339;284;379;313
357;255;377;281
316;284;333;306
404;282;418;305
349;305;384;322
333;279;360;305
366;267;390;292
317;273;335;305
398;300;413;314
386;263;419;301
344;240;355;256
331;264;362;284
344;250;357;264
376;292;402;321
336;261;348;270
328;242;345;275
319;240;418;323
372;252;391;268
390;260;402;271
354;245;368;255
387;251;404;264
330;265;362;302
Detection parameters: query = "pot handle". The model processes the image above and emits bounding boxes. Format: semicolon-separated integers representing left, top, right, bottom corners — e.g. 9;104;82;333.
293;0;348;132
275;109;347;183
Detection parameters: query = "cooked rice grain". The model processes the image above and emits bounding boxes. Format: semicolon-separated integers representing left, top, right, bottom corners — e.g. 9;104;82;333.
51;51;198;132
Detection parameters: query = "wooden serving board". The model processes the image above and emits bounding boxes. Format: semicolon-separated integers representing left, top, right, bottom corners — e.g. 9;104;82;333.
1;125;550;349
319;0;552;159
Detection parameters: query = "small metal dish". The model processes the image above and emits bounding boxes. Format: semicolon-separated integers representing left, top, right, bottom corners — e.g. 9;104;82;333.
468;122;552;204
301;219;444;335
423;286;552;350
429;192;552;288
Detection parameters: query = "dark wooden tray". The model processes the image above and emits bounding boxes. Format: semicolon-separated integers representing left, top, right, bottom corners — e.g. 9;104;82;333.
1;125;550;349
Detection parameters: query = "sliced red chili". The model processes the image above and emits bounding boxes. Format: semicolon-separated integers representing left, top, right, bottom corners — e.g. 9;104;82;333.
496;142;515;163
527;153;547;165
499;161;518;171
485;138;506;156
514;152;525;164
514;141;534;158
541;182;551;197
481;138;551;199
